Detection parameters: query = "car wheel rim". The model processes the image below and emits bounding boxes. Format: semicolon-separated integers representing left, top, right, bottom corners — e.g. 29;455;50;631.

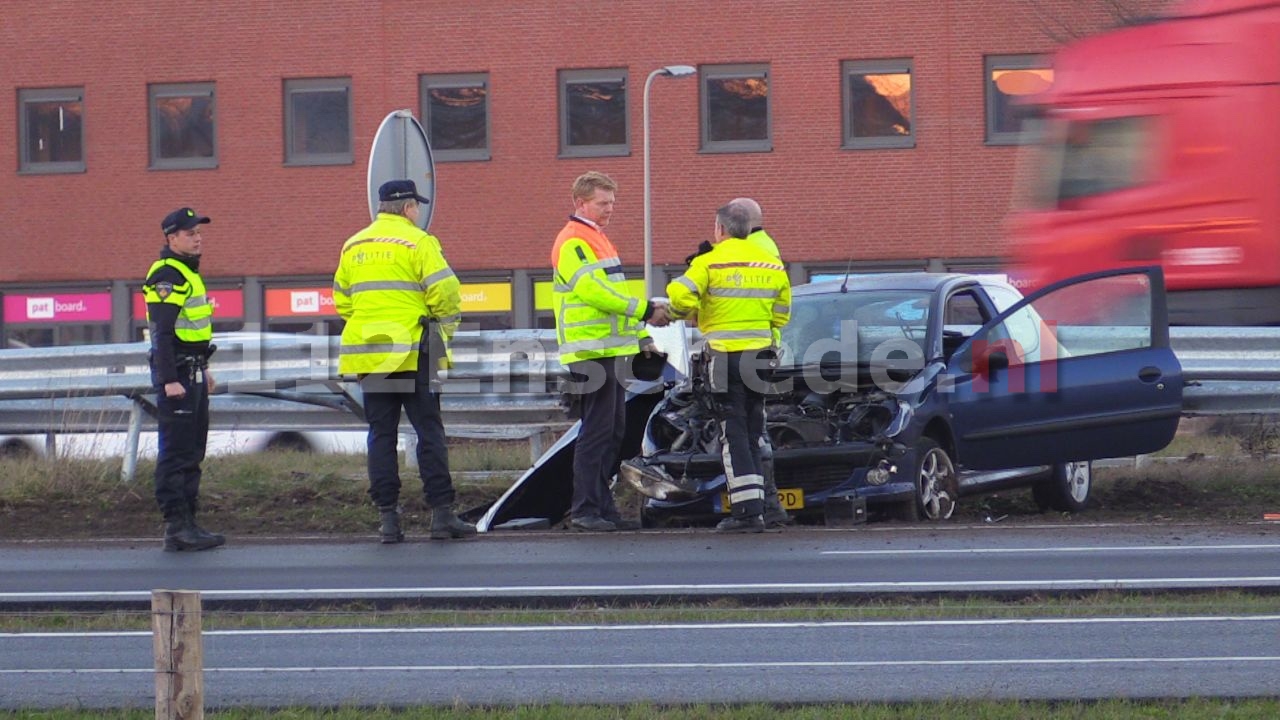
919;448;956;521
1066;461;1091;503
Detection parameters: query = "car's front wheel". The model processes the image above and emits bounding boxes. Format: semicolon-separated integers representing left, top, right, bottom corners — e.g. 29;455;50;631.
895;438;958;522
1033;460;1092;513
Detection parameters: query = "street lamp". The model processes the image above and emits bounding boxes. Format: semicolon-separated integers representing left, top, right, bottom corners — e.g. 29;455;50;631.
643;64;696;297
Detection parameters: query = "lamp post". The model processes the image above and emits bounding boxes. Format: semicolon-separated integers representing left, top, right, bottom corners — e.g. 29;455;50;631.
643;64;696;297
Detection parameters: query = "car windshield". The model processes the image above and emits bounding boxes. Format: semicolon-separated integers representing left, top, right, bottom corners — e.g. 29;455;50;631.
779;289;932;368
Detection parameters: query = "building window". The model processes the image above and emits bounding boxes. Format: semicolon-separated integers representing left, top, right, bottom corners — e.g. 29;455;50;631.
843;59;913;149
558;68;628;157
986;55;1053;145
149;82;216;169
700;64;770;153
284;78;352;165
420;73;490;162
18;88;85;174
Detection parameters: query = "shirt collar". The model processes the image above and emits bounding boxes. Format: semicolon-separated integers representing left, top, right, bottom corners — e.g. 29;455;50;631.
570;214;601;231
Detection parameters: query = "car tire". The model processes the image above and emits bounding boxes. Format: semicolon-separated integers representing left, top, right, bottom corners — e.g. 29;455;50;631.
0;439;38;460
1033;460;1091;513
895;437;958;522
263;432;314;453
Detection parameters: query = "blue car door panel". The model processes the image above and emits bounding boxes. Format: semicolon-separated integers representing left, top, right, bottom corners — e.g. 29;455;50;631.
948;267;1183;469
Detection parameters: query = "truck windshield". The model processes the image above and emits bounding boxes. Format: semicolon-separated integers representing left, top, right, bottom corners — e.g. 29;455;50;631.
1025;116;1153;208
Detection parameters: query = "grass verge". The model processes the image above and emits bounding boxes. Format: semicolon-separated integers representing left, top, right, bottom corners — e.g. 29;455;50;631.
3;590;1279;633
5;432;1280;538
5;699;1280;718
0;442;526;539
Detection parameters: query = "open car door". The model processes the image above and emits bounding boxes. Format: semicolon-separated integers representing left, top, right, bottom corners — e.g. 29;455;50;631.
476;322;691;531
947;266;1182;469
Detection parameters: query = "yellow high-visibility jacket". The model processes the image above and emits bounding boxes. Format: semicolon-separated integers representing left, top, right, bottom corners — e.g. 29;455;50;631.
666;237;790;353
143;257;213;345
551;217;650;364
744;229;780;259
333;213;462;375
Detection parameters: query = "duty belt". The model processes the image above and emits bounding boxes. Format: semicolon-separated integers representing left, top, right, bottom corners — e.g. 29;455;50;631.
175;353;209;370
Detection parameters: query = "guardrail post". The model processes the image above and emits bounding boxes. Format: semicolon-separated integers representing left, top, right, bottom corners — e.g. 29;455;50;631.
152;589;204;720
122;397;144;482
402;431;418;469
529;427;558;464
43;432;56;457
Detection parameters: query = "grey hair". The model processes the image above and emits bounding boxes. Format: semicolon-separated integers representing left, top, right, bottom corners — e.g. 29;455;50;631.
729;197;763;228
378;199;415;216
716;202;752;239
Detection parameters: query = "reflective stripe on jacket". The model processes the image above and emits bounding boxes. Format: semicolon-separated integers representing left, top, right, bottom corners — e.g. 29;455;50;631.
551;217;649;364
333;213;462;376
143;258;212;343
666;238;791;353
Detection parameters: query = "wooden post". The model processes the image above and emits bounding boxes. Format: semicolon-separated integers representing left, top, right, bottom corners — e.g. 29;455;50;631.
152;589;204;720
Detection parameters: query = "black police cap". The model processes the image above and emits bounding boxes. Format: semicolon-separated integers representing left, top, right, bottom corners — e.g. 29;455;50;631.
161;207;211;236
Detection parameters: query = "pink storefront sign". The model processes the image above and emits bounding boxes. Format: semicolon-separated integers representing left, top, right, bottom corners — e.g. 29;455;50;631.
132;289;245;319
3;292;112;324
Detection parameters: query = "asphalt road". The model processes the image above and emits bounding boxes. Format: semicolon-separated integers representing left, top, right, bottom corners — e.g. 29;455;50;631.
2;522;1279;605
4;522;1280;708
4;614;1280;708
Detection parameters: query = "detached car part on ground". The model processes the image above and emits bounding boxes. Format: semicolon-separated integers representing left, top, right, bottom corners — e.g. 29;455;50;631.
619;267;1184;525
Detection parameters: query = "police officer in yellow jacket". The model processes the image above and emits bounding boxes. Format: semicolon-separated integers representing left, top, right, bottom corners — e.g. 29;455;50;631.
727;197;791;527
334;179;475;544
667;201;791;533
552;171;668;532
144;207;224;552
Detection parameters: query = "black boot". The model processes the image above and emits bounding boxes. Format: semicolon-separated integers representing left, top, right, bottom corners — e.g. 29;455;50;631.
188;501;226;547
762;451;791;528
379;505;404;544
163;508;223;552
762;494;792;529
430;504;477;540
715;513;765;534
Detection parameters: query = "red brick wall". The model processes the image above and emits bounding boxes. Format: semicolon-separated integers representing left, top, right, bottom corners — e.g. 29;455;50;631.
0;0;1168;285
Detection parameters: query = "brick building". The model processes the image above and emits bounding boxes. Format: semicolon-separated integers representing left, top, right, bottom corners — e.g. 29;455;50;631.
1;0;1167;345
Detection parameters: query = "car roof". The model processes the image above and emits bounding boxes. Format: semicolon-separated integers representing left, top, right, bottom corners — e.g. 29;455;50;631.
794;272;975;297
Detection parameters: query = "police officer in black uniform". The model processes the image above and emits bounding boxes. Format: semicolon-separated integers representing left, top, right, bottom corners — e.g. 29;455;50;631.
144;207;224;552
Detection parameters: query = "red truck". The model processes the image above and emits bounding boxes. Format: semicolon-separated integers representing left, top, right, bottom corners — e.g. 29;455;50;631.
1005;0;1280;325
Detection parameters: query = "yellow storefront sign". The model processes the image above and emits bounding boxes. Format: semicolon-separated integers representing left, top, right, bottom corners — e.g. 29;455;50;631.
459;282;512;313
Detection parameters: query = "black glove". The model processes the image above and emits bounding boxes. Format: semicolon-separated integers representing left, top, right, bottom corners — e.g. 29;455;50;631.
684;240;713;266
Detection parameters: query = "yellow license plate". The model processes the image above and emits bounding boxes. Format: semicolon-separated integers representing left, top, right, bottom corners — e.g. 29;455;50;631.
721;488;804;513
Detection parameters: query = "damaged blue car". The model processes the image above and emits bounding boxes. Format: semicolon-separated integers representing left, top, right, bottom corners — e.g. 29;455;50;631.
618;266;1183;525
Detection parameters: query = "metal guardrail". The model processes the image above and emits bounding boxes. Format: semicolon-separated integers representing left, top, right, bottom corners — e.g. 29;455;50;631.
1170;327;1280;416
5;326;1275;400
0;330;572;479
1;327;1279;473
0;330;567;400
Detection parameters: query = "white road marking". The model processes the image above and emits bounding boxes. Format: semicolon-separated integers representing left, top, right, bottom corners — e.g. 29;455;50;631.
5;656;1280;675
820;543;1280;556
5;614;1280;639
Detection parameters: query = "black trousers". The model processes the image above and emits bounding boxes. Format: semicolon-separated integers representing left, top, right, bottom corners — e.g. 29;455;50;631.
362;370;455;509
567;357;626;521
154;364;209;517
712;351;766;517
